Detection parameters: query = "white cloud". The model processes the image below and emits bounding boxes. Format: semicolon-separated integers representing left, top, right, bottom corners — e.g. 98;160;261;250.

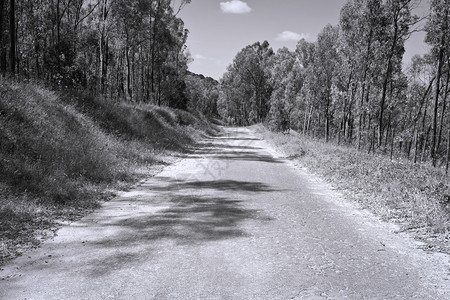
220;0;252;14
276;31;310;42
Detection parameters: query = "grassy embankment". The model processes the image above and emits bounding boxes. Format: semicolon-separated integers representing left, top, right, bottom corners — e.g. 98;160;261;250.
259;126;450;253
0;78;218;264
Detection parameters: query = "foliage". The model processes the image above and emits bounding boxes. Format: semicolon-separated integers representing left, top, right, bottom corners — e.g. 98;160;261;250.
184;72;219;116
218;41;273;126
218;0;449;168
0;0;197;108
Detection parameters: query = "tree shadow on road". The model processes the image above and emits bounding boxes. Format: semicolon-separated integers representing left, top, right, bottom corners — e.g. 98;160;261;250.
85;178;276;277
85;194;272;277
181;149;283;164
142;178;285;193
116;195;272;243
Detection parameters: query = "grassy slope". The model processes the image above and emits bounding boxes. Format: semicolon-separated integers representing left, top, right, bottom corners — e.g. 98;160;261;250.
257;125;450;253
0;79;217;264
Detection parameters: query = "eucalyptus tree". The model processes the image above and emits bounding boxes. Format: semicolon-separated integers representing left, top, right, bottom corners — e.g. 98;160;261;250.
219;41;274;125
312;24;339;142
268;47;297;131
339;0;381;148
425;0;450;166
294;39;315;134
376;0;418;147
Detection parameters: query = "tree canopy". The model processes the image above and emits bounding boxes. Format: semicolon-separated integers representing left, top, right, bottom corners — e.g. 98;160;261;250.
218;0;450;168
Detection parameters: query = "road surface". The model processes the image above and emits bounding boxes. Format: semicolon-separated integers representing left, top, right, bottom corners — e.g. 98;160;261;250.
1;127;449;299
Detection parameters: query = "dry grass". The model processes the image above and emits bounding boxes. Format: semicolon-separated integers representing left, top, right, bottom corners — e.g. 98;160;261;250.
0;79;217;264
258;126;450;253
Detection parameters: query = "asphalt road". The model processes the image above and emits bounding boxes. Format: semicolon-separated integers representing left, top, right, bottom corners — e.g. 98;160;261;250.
1;127;449;299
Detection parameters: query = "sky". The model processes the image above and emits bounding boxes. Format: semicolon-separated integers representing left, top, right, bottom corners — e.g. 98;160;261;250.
179;0;430;80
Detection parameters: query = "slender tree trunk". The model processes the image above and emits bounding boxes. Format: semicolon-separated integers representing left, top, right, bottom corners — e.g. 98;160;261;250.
303;106;310;135
98;0;109;94
379;6;403;147
407;137;412;159
307;106;313;135
140;46;145;101
9;0;15;77
432;7;448;166
131;48;135;101
126;46;132;101
146;51;150;102
338;119;342;145
422;126;431;163
432;46;445;165
446;129;450;174
118;51;124;98
325;95;330;142
368;125;375;155
151;0;162;104
436;69;449;155
414;129;419;163
56;0;61;44
359;26;373;149
157;71;161;106
0;0;5;76
390;128;395;160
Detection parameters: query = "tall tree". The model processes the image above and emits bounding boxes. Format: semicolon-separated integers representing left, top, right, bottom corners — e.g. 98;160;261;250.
219;41;273;125
425;0;450;166
377;0;417;146
313;24;339;142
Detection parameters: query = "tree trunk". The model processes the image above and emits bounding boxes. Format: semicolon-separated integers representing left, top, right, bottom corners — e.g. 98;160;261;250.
422;126;431;163
0;0;5;76
99;33;104;93
414;129;419;163
325;96;330;142
126;46;132;101
431;45;444;166
431;5;448;166
146;51;150;102
446;129;450;174
131;48;135;101
358;26;373;149
407;138;412;159
307;106;313;135
390;128;395;160
9;0;15;77
303;106;309;135
379;6;403;147
379;64;390;147
140;46;145;101
157;71;161;106
436;69;449;156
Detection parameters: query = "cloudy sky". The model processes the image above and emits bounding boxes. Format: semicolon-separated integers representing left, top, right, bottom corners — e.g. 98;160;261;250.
179;0;430;80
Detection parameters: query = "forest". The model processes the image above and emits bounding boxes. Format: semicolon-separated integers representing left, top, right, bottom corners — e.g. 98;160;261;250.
0;0;449;169
219;0;450;170
0;0;218;111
